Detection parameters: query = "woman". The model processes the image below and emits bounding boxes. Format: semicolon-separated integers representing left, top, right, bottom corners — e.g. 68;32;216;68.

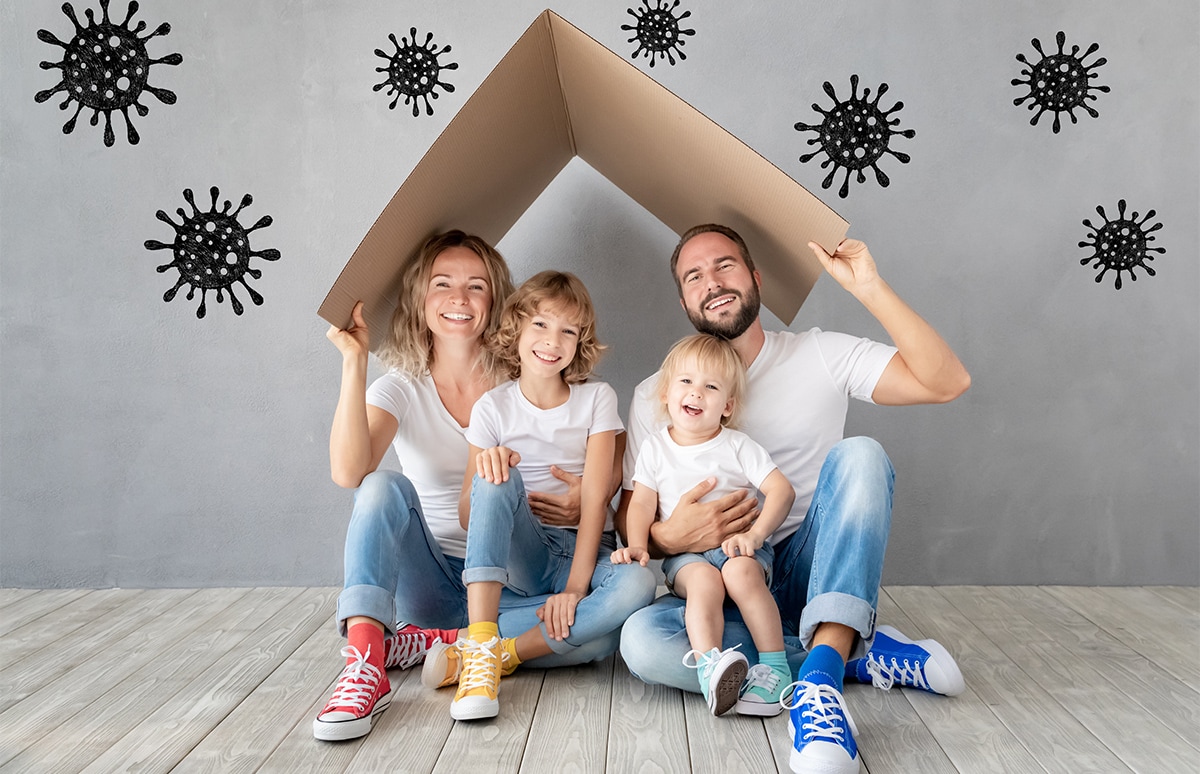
313;231;655;741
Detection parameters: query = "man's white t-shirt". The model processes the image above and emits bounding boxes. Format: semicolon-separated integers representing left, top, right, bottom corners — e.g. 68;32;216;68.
467;380;624;531
624;329;897;543
633;426;778;525
366;370;473;558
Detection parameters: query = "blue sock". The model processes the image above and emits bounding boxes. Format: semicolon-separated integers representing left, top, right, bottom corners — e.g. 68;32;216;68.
797;644;845;692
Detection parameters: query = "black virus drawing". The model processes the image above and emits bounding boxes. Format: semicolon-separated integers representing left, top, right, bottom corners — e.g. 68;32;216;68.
794;75;916;199
34;0;182;147
622;0;695;67
373;28;458;117
145;188;281;318
1012;31;1109;133
1078;200;1164;290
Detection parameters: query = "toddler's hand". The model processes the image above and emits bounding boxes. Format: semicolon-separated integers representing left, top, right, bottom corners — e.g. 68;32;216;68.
722;532;763;559
611;546;649;566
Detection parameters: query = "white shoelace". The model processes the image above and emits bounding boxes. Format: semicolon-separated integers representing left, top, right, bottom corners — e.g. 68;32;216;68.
386;630;432;670
326;645;384;712
457;637;501;692
681;645;742;680
864;654;928;691
742;663;782;697
781;681;859;742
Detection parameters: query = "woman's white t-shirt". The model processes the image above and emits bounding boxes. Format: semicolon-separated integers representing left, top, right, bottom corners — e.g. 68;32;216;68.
366;370;473;558
466;380;624;531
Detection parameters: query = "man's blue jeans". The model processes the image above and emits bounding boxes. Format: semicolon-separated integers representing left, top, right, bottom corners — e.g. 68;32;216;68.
337;469;655;667
619;437;894;692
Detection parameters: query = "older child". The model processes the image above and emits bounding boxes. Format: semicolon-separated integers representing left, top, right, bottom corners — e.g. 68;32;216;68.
441;270;653;720
613;334;795;716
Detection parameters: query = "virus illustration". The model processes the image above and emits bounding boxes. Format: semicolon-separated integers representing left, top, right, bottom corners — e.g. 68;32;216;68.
794;75;916;199
145;188;281;318
1012;31;1109;133
373;28;458;117
1078;200;1164;290
622;0;696;67
34;0;182;147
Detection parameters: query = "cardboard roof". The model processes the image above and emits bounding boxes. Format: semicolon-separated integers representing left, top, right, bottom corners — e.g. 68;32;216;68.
318;8;848;341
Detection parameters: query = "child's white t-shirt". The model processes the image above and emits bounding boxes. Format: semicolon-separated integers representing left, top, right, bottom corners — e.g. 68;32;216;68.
365;370;472;558
625;328;897;543
633;426;779;527
466;380;624;531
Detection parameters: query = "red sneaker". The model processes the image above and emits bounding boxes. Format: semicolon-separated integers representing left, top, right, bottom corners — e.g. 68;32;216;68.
312;645;392;741
384;623;460;670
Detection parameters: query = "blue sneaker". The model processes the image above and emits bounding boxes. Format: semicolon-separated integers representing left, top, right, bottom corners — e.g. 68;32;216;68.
846;624;965;696
782;680;860;774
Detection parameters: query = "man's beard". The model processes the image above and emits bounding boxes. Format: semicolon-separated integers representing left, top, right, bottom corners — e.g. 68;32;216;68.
686;284;761;340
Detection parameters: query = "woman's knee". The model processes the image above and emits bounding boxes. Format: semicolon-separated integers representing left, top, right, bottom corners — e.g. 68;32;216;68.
350;470;419;529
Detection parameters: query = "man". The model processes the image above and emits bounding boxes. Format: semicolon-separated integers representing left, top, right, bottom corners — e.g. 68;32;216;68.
617;224;971;774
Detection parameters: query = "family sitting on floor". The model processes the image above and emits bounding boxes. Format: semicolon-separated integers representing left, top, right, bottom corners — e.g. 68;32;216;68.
312;224;970;774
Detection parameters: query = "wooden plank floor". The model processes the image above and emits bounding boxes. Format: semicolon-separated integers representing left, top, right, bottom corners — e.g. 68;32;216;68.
1;586;1196;773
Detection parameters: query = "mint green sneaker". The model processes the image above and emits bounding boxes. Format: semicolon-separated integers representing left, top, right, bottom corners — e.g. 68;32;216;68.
683;647;748;716
735;663;789;716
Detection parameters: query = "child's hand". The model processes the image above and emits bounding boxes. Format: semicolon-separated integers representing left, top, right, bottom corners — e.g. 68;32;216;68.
722;532;763;559
538;591;583;640
476;446;521;483
611;546;649;566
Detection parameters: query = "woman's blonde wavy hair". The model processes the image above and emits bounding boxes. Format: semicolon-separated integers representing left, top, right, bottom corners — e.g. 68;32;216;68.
375;230;515;379
491;270;606;384
655;333;747;428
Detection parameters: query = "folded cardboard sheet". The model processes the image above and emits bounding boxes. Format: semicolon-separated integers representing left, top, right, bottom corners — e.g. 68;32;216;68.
319;9;848;341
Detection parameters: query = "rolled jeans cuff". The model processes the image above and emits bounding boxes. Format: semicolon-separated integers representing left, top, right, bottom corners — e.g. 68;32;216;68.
337;583;399;638
797;591;877;661
462;566;509;586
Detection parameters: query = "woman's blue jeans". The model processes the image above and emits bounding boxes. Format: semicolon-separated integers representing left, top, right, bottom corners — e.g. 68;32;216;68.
619;436;895;691
337;469;655;667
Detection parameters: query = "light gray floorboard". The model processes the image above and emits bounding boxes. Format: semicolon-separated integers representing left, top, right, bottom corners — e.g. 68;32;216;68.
520;656;614;773
0;588;91;637
1147;584;1200;614
883;587;1059;773
606;652;691;773
1;585;1195;773
896;586;1131;773
171;594;341;773
0;588;208;764
79;587;322;774
0;587;288;773
941;586;1199;773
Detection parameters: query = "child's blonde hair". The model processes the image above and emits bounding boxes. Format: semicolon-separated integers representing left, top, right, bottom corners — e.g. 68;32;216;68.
491;270;606;384
655;334;747;427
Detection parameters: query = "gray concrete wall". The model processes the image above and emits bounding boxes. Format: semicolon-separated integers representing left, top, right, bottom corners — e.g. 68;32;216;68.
2;0;1196;587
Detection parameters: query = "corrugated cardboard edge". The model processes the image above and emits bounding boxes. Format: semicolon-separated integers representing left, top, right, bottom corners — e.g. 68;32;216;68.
317;11;572;339
548;12;846;324
318;9;847;341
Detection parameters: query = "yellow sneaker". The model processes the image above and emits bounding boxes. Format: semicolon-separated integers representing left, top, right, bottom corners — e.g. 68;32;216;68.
449;637;502;720
423;638;518;689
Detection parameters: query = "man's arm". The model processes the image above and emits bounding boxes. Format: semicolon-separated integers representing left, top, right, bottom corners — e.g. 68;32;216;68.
616;479;757;557
808;239;971;406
